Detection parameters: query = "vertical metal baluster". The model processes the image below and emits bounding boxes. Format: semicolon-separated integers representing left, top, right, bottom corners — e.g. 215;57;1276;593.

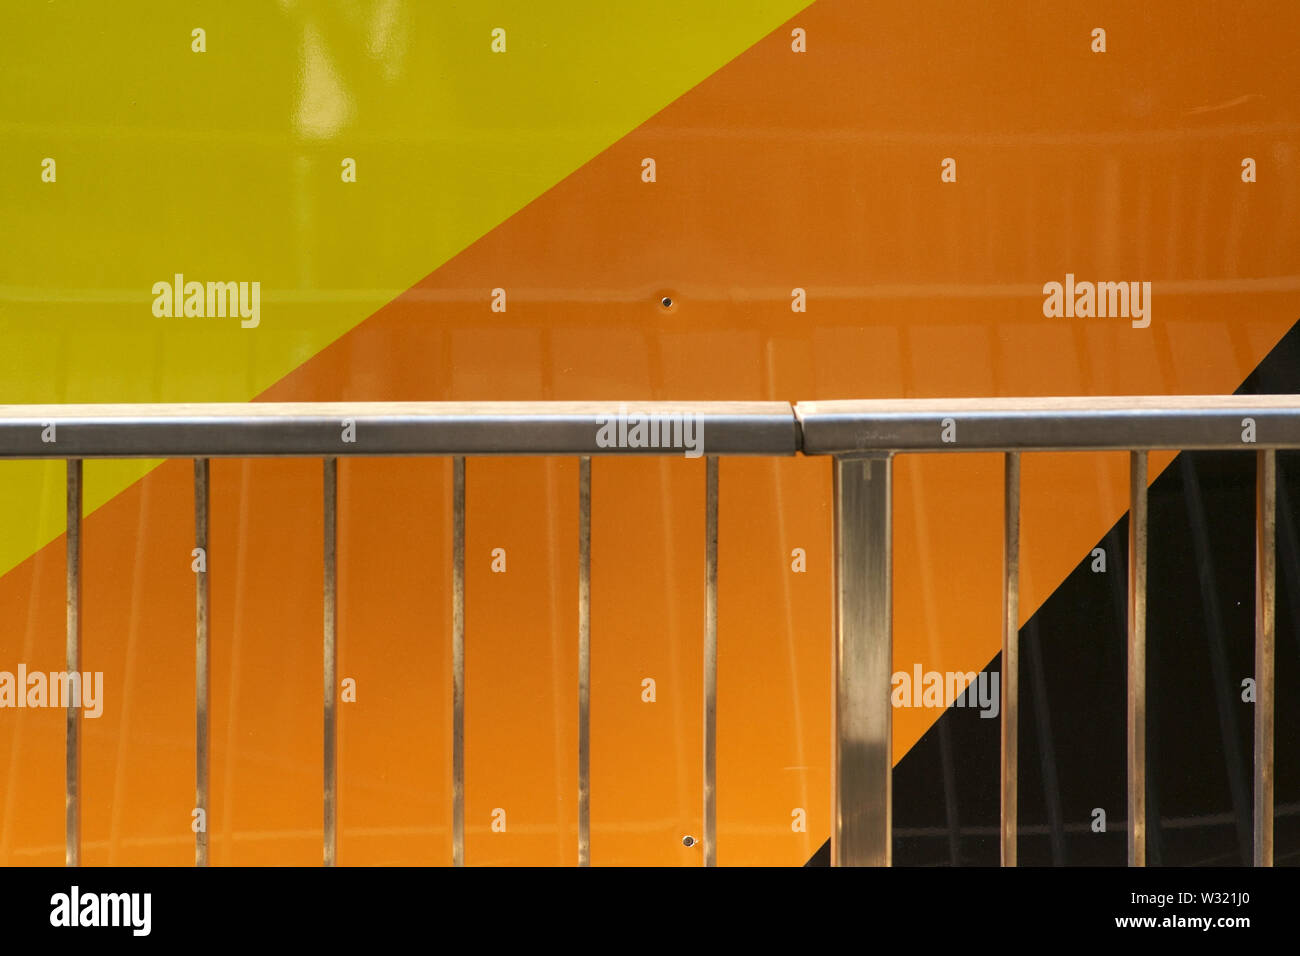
1255;449;1275;867
703;456;719;867
578;457;592;866
65;459;82;868
323;457;337;867
1001;452;1020;867
1128;450;1148;867
195;459;210;867
831;455;893;867
452;457;466;867
1180;455;1252;861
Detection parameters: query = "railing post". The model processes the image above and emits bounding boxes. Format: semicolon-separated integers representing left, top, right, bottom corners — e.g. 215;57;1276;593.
1254;449;1275;867
452;456;466;867
65;459;82;868
1128;450;1148;867
577;456;591;867
195;458;210;867
831;455;892;866
703;456;719;867
323;457;338;867
1002;452;1020;867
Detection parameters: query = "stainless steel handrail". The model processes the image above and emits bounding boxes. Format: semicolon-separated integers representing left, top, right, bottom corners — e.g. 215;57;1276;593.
0;401;799;458
796;395;1300;452
22;395;1293;868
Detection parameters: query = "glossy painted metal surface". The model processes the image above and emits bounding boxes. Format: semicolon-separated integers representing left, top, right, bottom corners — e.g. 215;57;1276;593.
2;0;1299;867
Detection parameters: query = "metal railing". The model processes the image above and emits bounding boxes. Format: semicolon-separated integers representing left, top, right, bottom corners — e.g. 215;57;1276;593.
5;395;1295;867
